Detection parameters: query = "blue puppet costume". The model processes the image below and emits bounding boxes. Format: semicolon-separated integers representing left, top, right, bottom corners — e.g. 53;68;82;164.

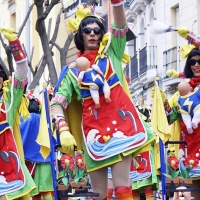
50;4;155;200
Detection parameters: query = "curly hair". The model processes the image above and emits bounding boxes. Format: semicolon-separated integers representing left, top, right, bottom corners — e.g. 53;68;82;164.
183;48;200;78
74;16;107;52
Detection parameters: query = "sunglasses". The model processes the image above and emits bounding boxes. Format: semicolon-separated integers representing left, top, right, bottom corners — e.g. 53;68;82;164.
188;59;200;65
82;27;101;35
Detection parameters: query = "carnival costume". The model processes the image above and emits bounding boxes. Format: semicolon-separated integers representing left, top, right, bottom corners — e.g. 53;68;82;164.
51;4;156;199
0;28;35;200
153;25;200;179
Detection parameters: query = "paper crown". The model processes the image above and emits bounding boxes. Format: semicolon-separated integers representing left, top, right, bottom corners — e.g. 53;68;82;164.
66;4;103;34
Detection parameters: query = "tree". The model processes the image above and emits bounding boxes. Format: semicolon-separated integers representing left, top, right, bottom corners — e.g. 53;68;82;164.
34;0;59;86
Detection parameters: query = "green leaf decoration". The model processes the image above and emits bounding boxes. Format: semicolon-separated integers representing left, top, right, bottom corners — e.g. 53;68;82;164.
180;168;189;179
71;171;76;179
58;170;65;178
74;178;82;185
162;173;172;179
78;169;85;178
171;170;179;178
62;177;68;186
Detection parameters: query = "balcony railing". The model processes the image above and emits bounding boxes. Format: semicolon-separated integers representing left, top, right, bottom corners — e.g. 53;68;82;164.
139;46;147;75
130;54;138;81
163;46;180;79
128;45;157;82
8;0;15;9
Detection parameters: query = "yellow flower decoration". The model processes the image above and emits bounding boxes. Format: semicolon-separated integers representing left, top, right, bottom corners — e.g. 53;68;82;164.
66;4;103;33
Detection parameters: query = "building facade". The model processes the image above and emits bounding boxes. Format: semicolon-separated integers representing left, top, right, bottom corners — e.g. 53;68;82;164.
125;0;200;109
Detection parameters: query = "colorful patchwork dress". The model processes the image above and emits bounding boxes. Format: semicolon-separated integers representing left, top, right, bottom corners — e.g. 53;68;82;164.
51;24;155;172
0;76;36;199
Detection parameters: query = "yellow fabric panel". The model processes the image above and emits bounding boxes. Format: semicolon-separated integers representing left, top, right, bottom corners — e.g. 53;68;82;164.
64;98;83;152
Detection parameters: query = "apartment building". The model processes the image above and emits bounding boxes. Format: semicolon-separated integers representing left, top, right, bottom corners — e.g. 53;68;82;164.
125;0;200;109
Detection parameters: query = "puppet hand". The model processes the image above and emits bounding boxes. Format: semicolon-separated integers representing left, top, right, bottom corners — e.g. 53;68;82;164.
0;28;26;62
151;87;166;102
176;27;189;39
192;120;198;129
54;117;77;154
187;127;193;134
166;69;179;78
59;130;77;154
0;27;17;42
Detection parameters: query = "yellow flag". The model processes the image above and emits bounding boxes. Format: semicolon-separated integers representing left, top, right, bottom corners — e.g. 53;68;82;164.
36;94;50;159
151;80;171;171
151;80;171;143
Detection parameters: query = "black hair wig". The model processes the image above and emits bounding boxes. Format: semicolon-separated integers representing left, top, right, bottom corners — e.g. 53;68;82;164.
0;64;8;82
28;98;41;114
74;16;107;52
183;48;200;78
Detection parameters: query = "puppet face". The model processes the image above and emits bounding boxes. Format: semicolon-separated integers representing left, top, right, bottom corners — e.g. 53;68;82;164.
190;55;200;77
76;57;90;71
178;81;193;96
83;23;102;52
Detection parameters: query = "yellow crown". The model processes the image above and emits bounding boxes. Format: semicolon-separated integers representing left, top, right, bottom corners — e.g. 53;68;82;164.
66;4;103;34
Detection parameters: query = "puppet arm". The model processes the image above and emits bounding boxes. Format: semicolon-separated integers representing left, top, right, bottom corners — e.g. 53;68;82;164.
166;69;185;79
92;64;104;76
181;113;193;134
0;28;27;80
192;107;200;129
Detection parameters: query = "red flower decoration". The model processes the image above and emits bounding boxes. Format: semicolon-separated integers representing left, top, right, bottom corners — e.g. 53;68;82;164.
168;156;179;170
75;154;85;169
60;154;75;172
184;155;199;169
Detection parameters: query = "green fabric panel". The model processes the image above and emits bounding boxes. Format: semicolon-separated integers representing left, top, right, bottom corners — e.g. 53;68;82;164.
52;71;82;107
107;23;127;85
6;160;36;200
30;164;53;196
5;80;24;127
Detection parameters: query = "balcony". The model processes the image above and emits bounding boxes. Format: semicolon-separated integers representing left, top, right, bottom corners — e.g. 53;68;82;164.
162;46;182;88
163;46;180;79
130;54;138;81
127;45;157;90
125;0;145;22
8;0;16;14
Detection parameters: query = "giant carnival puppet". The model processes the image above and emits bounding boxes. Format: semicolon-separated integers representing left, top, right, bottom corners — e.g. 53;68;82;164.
0;28;35;200
151;20;200;181
50;2;156;200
